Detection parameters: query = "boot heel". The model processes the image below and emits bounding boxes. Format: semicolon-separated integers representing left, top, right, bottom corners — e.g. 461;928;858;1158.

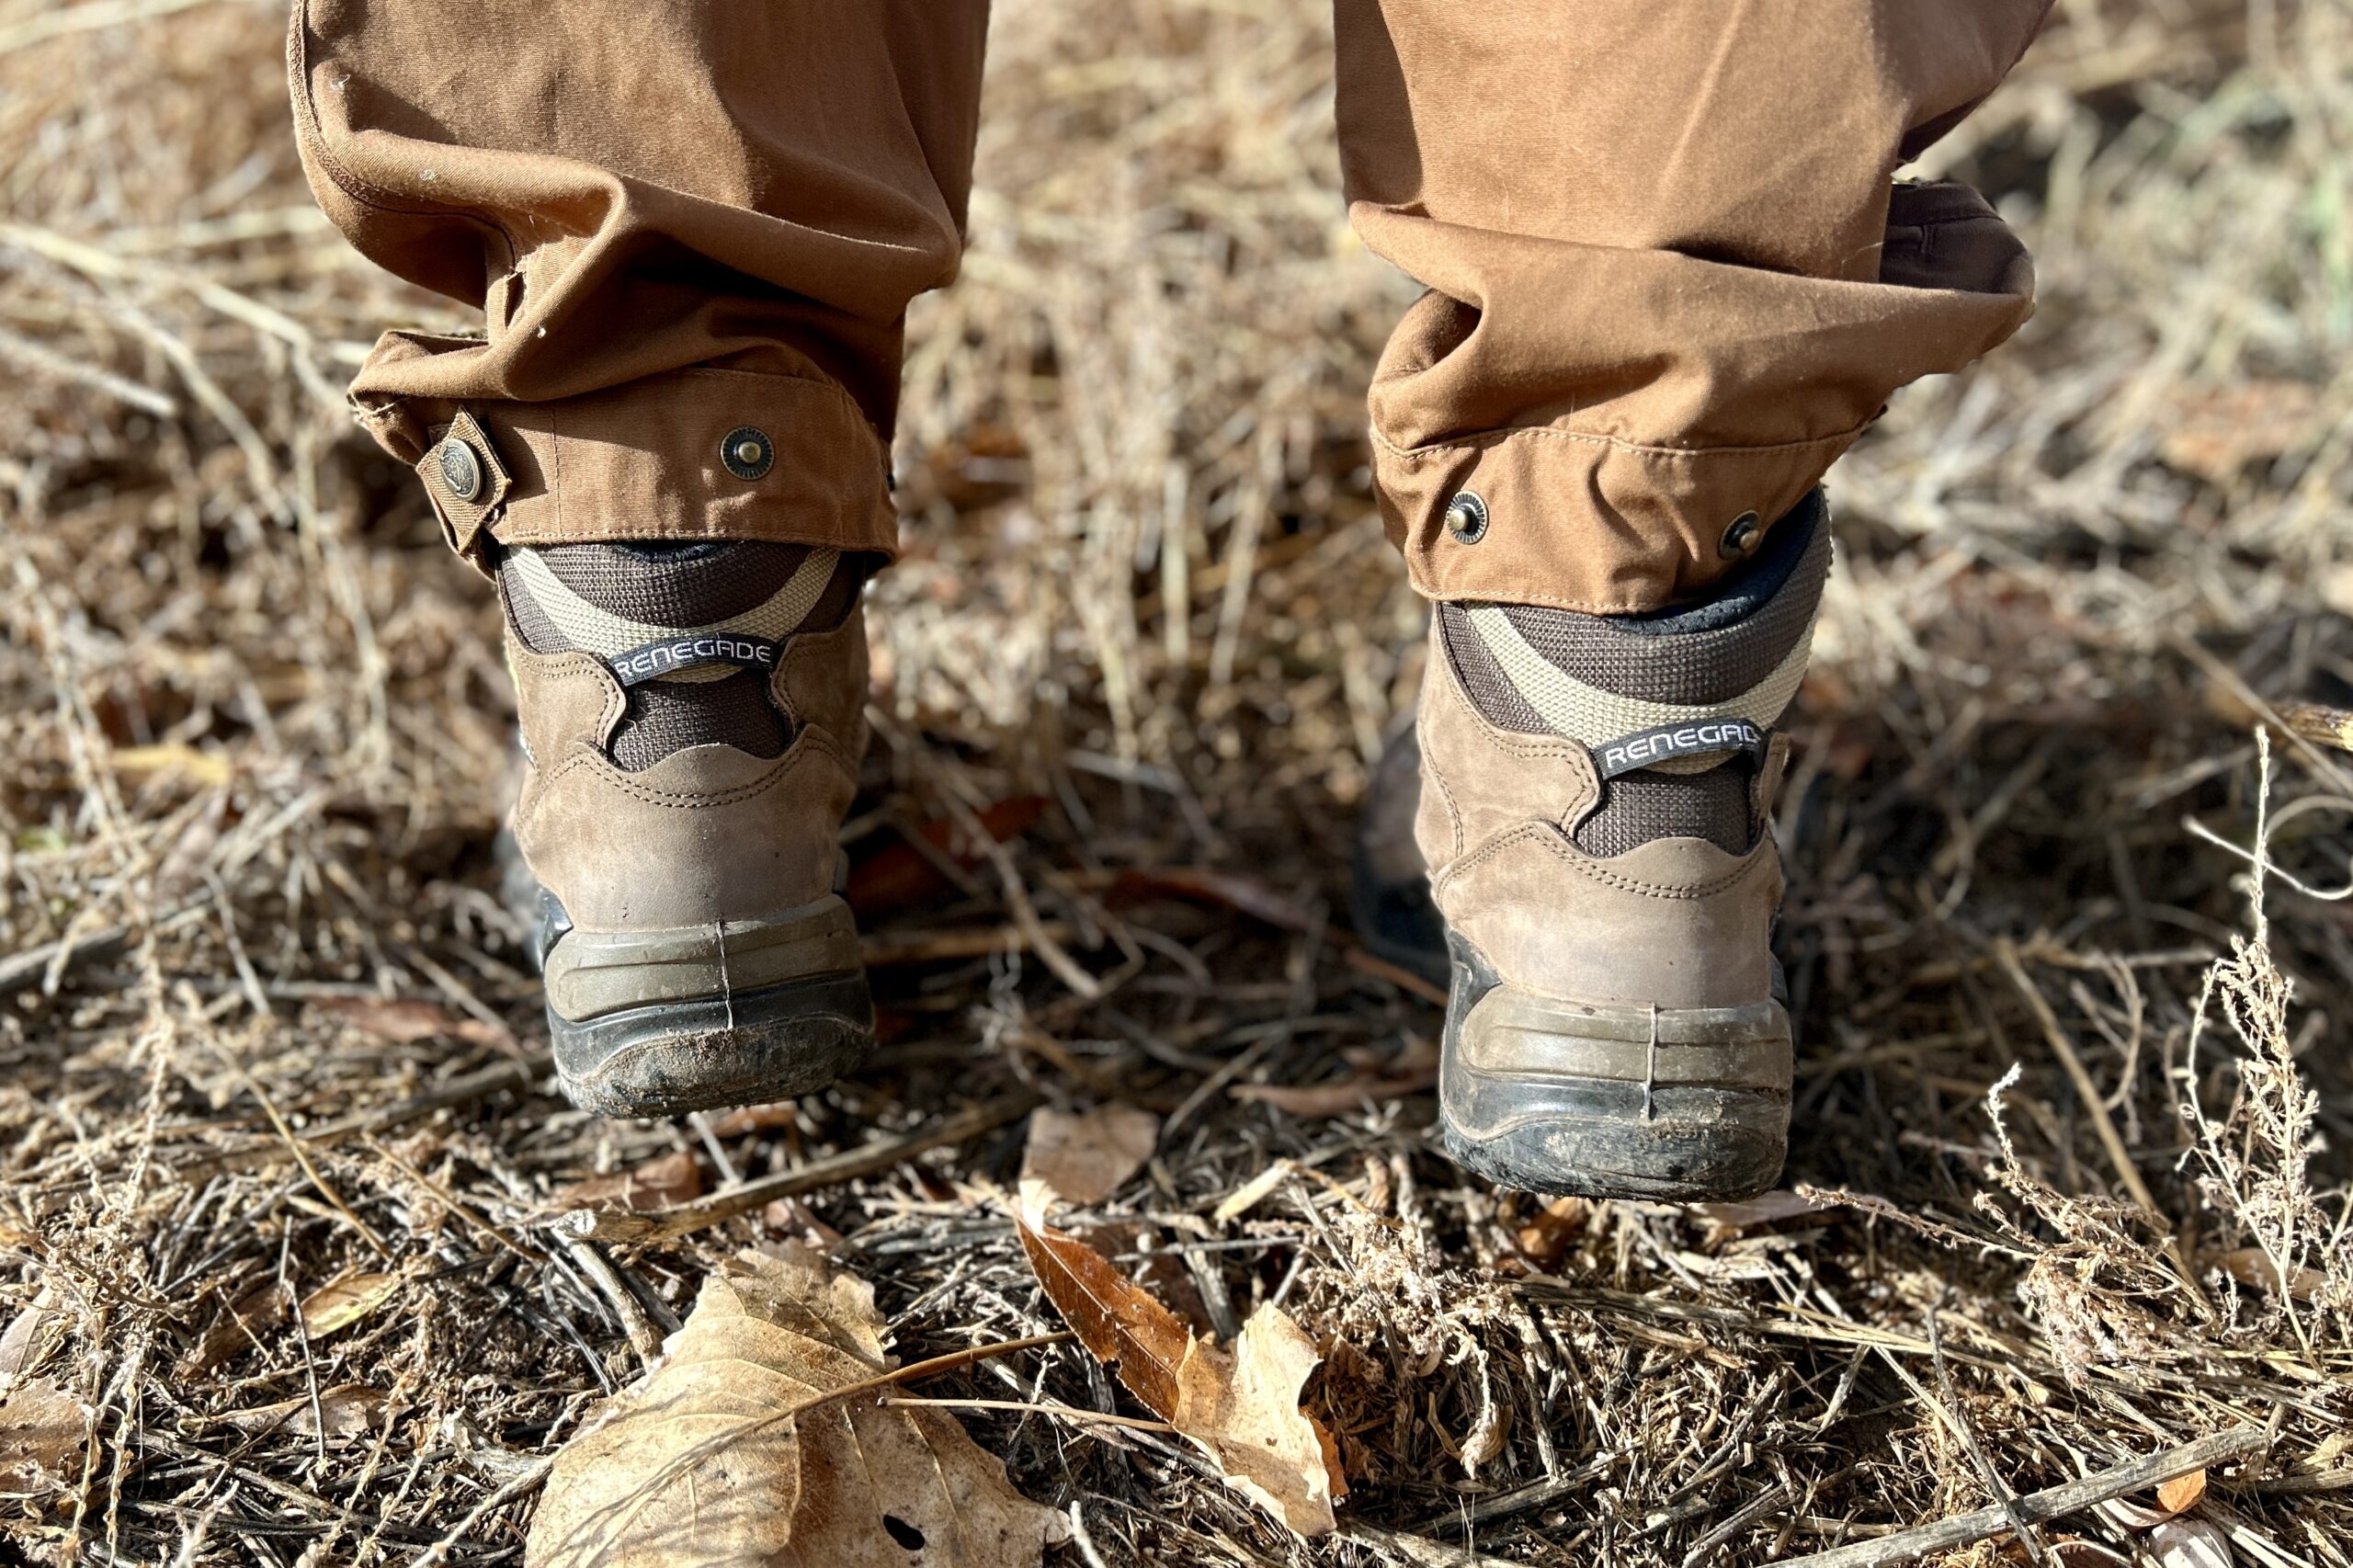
1438;937;1790;1200
540;894;873;1118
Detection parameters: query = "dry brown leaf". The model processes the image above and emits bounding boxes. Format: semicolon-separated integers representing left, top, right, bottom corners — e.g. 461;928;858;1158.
1016;1211;1346;1535
0;1376;87;1494
0;1289;63;1381
1692;1189;1838;1235
2150;1517;2234;1567
555;1152;705;1214
1019;1103;1160;1208
2158;380;2322;481
310;995;513;1049
760;1196;847;1249
2218;1247;2328;1301
1514;1196;1592;1265
528;1244;1064;1568
1016;1208;1192;1416
299;1270;400;1337
218;1383;387;1440
2050;1540;2132;1567
181;1278;293;1376
705;1101;805;1138
1172;1306;1344;1533
2156;1467;2208;1515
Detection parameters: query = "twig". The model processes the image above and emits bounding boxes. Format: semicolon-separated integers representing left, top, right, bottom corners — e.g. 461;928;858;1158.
1995;940;2161;1219
1339;1524;1528;1567
1779;1428;2268;1567
0;903;205;995
1418;1455;1615;1535
406;1455;552;1568
193;1027;392;1261
555;1232;665;1365
881;1396;1175;1433
1680;1483;1792;1568
2170;631;2353;797
550;1090;1040;1245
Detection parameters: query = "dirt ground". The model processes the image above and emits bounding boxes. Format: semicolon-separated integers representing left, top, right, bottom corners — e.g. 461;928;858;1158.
2;0;2349;1563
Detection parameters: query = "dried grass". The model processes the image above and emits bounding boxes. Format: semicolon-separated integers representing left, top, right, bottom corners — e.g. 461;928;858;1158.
1;0;2349;1562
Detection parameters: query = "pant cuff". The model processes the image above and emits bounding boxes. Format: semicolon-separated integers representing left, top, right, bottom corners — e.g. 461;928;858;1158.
1374;421;1863;614
352;355;898;570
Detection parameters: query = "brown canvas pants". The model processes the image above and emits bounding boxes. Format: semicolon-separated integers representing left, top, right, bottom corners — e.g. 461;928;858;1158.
290;0;2050;614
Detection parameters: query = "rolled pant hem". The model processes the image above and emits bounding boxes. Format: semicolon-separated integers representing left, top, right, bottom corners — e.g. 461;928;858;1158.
362;363;899;570
1373;418;1865;615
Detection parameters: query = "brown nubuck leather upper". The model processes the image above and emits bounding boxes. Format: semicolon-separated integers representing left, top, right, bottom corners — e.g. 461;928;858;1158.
506;611;869;937
1414;623;1790;1012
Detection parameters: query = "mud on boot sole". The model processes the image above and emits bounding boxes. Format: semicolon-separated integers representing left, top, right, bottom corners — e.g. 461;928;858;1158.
1438;936;1790;1201
551;971;874;1119
539;892;873;1119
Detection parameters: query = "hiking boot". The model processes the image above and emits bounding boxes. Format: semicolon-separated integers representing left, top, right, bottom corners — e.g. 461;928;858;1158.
1417;491;1830;1200
496;535;877;1118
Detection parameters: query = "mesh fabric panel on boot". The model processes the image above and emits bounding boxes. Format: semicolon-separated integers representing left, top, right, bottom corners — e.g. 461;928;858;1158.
1438;497;1829;858
499;540;864;770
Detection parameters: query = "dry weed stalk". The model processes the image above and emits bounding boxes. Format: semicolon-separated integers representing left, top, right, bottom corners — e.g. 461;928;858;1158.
2180;733;2353;1349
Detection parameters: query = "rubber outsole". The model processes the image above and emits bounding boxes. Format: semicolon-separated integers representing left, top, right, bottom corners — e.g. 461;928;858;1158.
522;880;874;1119
550;969;874;1119
1437;934;1790;1201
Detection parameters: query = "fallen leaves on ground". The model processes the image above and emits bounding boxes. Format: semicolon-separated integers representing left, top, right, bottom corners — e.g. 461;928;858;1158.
180;1278;292;1375
528;1244;1065;1568
216;1383;387;1440
1020;1103;1159;1207
555;1151;705;1214
1015;1197;1346;1535
2218;1246;2328;1301
2156;1467;2207;1515
1512;1196;1593;1267
0;1288;63;1379
2098;1465;2216;1537
310;995;513;1049
846;797;1047;919
2157;379;2323;482
298;1270;400;1337
0;1376;86;1494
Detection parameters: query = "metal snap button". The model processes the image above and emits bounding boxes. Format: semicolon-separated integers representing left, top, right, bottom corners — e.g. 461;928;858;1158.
1720;510;1762;559
721;426;774;481
438;439;483;504
1444;490;1488;545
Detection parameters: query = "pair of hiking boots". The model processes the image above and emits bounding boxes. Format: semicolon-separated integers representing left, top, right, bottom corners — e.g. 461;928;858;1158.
485;469;1830;1202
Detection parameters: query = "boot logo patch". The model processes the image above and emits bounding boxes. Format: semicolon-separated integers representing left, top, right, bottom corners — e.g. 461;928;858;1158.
1593;719;1766;778
607;633;782;687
